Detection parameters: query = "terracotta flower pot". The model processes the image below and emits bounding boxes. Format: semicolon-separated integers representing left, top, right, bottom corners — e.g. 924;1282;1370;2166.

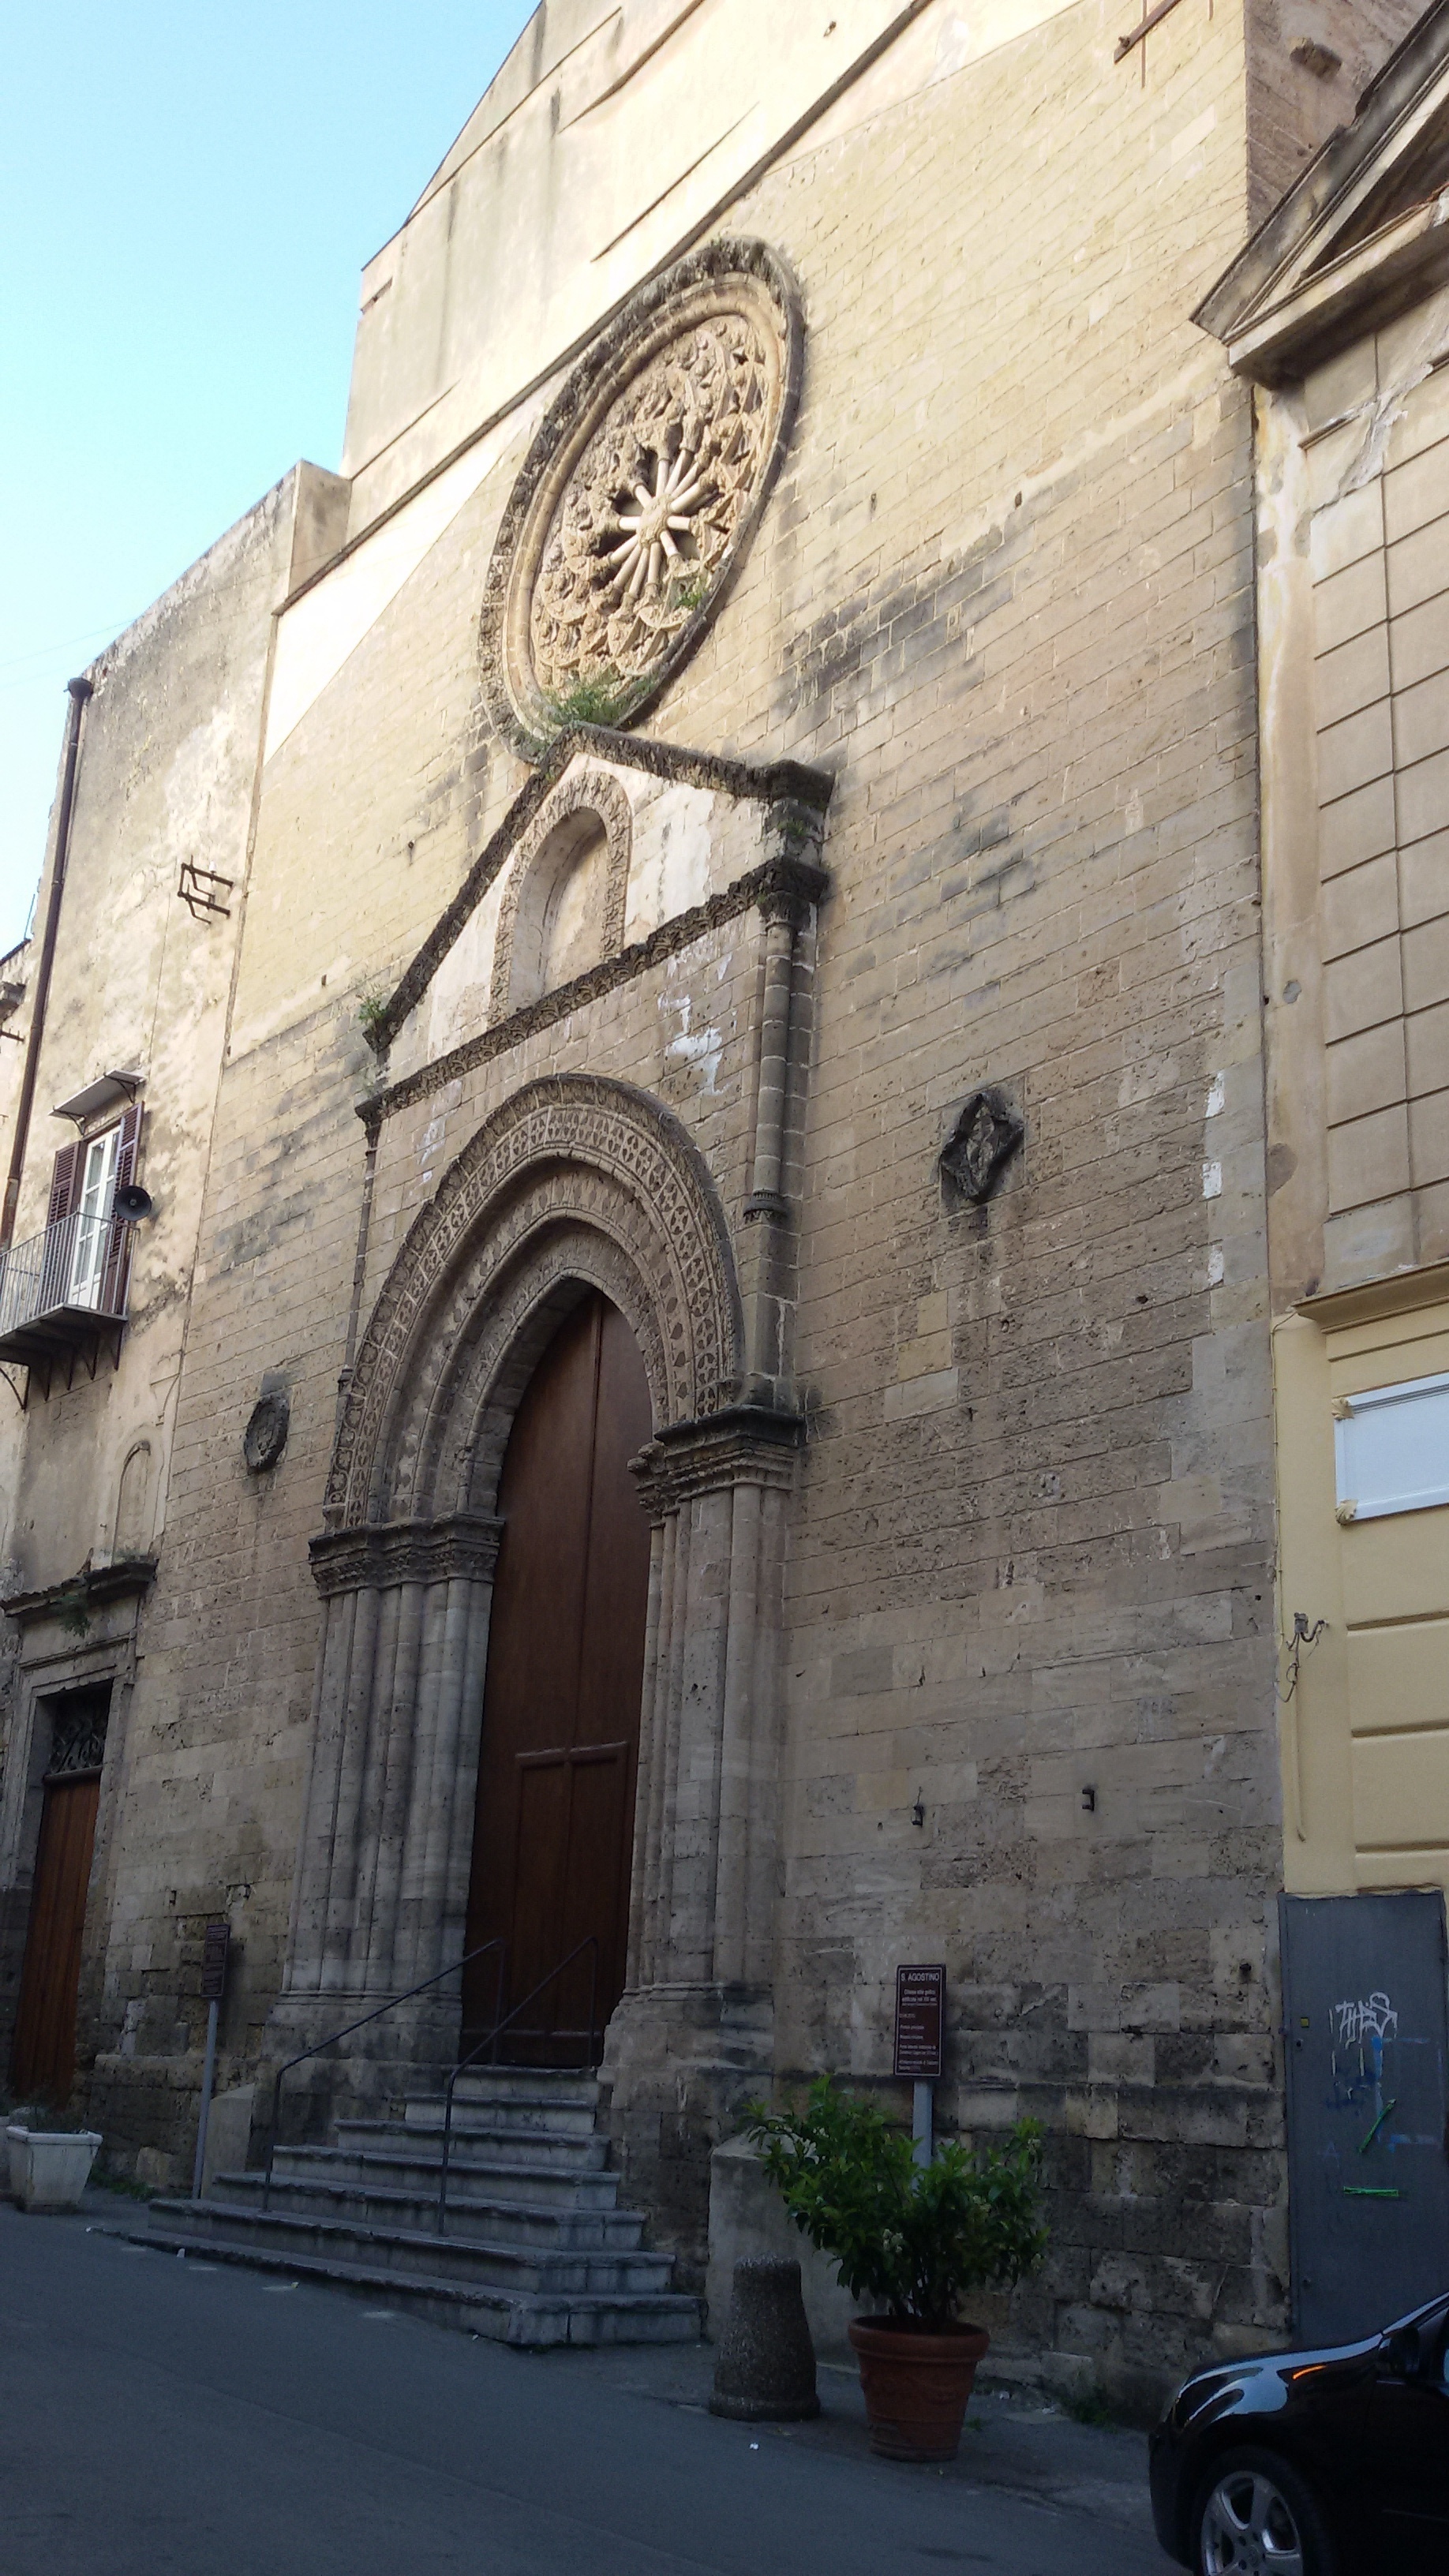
848;2316;990;2462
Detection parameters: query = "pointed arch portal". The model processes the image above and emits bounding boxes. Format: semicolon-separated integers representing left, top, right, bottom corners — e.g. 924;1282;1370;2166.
278;1076;797;2117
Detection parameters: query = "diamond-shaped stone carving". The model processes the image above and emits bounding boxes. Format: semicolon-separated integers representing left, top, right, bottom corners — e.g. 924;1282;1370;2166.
939;1088;1024;1203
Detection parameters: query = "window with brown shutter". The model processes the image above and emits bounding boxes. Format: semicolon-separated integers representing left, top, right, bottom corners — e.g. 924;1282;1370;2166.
47;1141;79;1228
38;1140;80;1310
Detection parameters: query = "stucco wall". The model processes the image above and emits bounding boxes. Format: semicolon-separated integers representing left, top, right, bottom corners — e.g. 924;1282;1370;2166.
1256;273;1449;1909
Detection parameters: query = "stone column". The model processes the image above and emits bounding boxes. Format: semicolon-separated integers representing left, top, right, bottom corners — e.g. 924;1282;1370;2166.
268;1514;499;2106
605;1408;799;2282
739;882;815;1408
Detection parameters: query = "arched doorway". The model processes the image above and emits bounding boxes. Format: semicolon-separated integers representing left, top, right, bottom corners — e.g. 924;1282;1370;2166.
462;1289;652;2061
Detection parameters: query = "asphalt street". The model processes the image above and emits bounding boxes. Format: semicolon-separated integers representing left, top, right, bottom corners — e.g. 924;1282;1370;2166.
0;2200;1176;2575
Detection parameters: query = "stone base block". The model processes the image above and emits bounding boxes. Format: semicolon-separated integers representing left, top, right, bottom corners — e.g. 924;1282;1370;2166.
706;2136;856;2357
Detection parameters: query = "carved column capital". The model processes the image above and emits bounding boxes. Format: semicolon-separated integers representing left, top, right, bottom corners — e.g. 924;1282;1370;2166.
309;1513;504;1598
630;1404;802;1520
754;848;826;933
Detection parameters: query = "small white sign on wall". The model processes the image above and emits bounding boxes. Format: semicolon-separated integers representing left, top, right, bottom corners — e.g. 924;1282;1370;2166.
1334;1372;1449;1522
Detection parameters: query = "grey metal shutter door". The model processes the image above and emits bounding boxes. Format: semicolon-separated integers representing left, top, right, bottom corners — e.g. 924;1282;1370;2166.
1282;1891;1449;2347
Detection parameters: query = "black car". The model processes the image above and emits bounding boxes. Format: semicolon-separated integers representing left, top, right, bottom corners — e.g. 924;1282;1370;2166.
1150;2292;1449;2573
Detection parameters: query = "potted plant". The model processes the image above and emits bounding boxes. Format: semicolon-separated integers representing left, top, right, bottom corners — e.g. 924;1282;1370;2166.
745;2078;1047;2462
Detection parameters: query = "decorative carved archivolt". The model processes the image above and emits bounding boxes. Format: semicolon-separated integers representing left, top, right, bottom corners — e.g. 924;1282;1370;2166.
480;240;802;756
327;1076;744;1531
488;766;634;1023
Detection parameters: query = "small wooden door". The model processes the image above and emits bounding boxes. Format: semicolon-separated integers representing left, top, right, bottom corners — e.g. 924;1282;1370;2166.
10;1772;101;2106
462;1291;653;2061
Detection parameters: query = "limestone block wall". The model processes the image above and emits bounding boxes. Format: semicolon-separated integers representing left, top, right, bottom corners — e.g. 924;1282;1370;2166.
0;469;343;2095
51;0;1395;2394
84;995;374;2156
0;479;305;1588
674;2;1282;2394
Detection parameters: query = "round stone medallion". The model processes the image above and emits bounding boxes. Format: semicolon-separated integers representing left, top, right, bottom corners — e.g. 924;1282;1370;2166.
481;240;802;754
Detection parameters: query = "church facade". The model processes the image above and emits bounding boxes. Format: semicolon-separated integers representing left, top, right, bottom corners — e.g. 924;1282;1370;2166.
0;0;1430;2406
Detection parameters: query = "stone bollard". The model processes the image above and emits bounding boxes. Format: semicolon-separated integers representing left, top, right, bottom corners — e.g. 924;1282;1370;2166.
710;2255;821;2421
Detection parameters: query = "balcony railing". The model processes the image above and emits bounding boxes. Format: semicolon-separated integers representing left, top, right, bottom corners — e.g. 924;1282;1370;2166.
0;1208;133;1374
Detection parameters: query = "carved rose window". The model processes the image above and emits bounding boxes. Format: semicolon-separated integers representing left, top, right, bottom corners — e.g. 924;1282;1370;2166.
481;242;801;755
530;311;777;693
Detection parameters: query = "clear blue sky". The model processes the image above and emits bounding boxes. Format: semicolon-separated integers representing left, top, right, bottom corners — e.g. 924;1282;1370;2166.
1;3;535;955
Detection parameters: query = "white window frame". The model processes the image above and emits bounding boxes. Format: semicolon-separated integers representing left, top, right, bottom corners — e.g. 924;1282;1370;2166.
1334;1371;1449;1522
68;1125;120;1311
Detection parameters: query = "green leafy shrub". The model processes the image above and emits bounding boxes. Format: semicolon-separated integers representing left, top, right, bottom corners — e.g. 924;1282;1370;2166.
535;666;646;735
744;2077;1048;2331
54;1582;92;1640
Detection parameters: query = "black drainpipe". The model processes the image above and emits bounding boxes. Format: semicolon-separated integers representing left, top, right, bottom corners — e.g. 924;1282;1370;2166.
1;676;92;1250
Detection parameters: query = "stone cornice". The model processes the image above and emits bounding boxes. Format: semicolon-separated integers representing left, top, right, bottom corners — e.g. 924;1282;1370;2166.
631;1404;803;1518
309;1515;503;1598
369;728;832;1058
1196;3;1449;384
2;1556;157;1630
362;853;829;1130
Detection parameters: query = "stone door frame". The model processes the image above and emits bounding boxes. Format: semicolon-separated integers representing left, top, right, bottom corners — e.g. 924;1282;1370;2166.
275;1076;798;2132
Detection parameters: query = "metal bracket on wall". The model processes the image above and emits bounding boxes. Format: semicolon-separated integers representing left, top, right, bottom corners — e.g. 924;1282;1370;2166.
177;861;234;922
1115;0;1199;73
1280;1610;1328;1702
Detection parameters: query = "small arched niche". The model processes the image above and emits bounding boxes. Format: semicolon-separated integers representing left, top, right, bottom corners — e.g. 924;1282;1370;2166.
489;771;633;1024
507;812;609;1010
539;814;611;995
113;1440;153;1558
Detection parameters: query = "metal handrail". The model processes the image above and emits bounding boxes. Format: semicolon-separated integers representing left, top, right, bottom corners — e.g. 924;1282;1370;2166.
0;1208;131;1337
260;1938;507;2212
435;1934;600;2233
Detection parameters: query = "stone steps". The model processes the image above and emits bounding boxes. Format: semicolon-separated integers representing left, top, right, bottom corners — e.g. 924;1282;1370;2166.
148;2197;672;2295
339;2117;609;2172
212;2171;645;2248
403;2091;601;2139
133;2224;698;2346
133;2063;699;2349
271;2141;620;2211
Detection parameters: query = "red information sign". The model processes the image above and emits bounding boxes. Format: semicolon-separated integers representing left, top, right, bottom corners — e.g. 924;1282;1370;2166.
201;1920;230;2005
893;1964;945;2080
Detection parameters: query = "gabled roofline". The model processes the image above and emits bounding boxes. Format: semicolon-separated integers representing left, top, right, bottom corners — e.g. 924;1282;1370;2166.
1196;0;1449;382
369;724;833;1057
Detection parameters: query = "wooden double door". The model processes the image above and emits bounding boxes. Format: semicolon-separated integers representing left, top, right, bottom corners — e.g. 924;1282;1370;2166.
462;1292;653;2061
11;1766;101;2106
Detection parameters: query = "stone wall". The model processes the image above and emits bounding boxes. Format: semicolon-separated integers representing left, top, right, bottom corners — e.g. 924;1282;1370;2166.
19;0;1415;2395
1245;1;1424;227
0;468;346;2110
